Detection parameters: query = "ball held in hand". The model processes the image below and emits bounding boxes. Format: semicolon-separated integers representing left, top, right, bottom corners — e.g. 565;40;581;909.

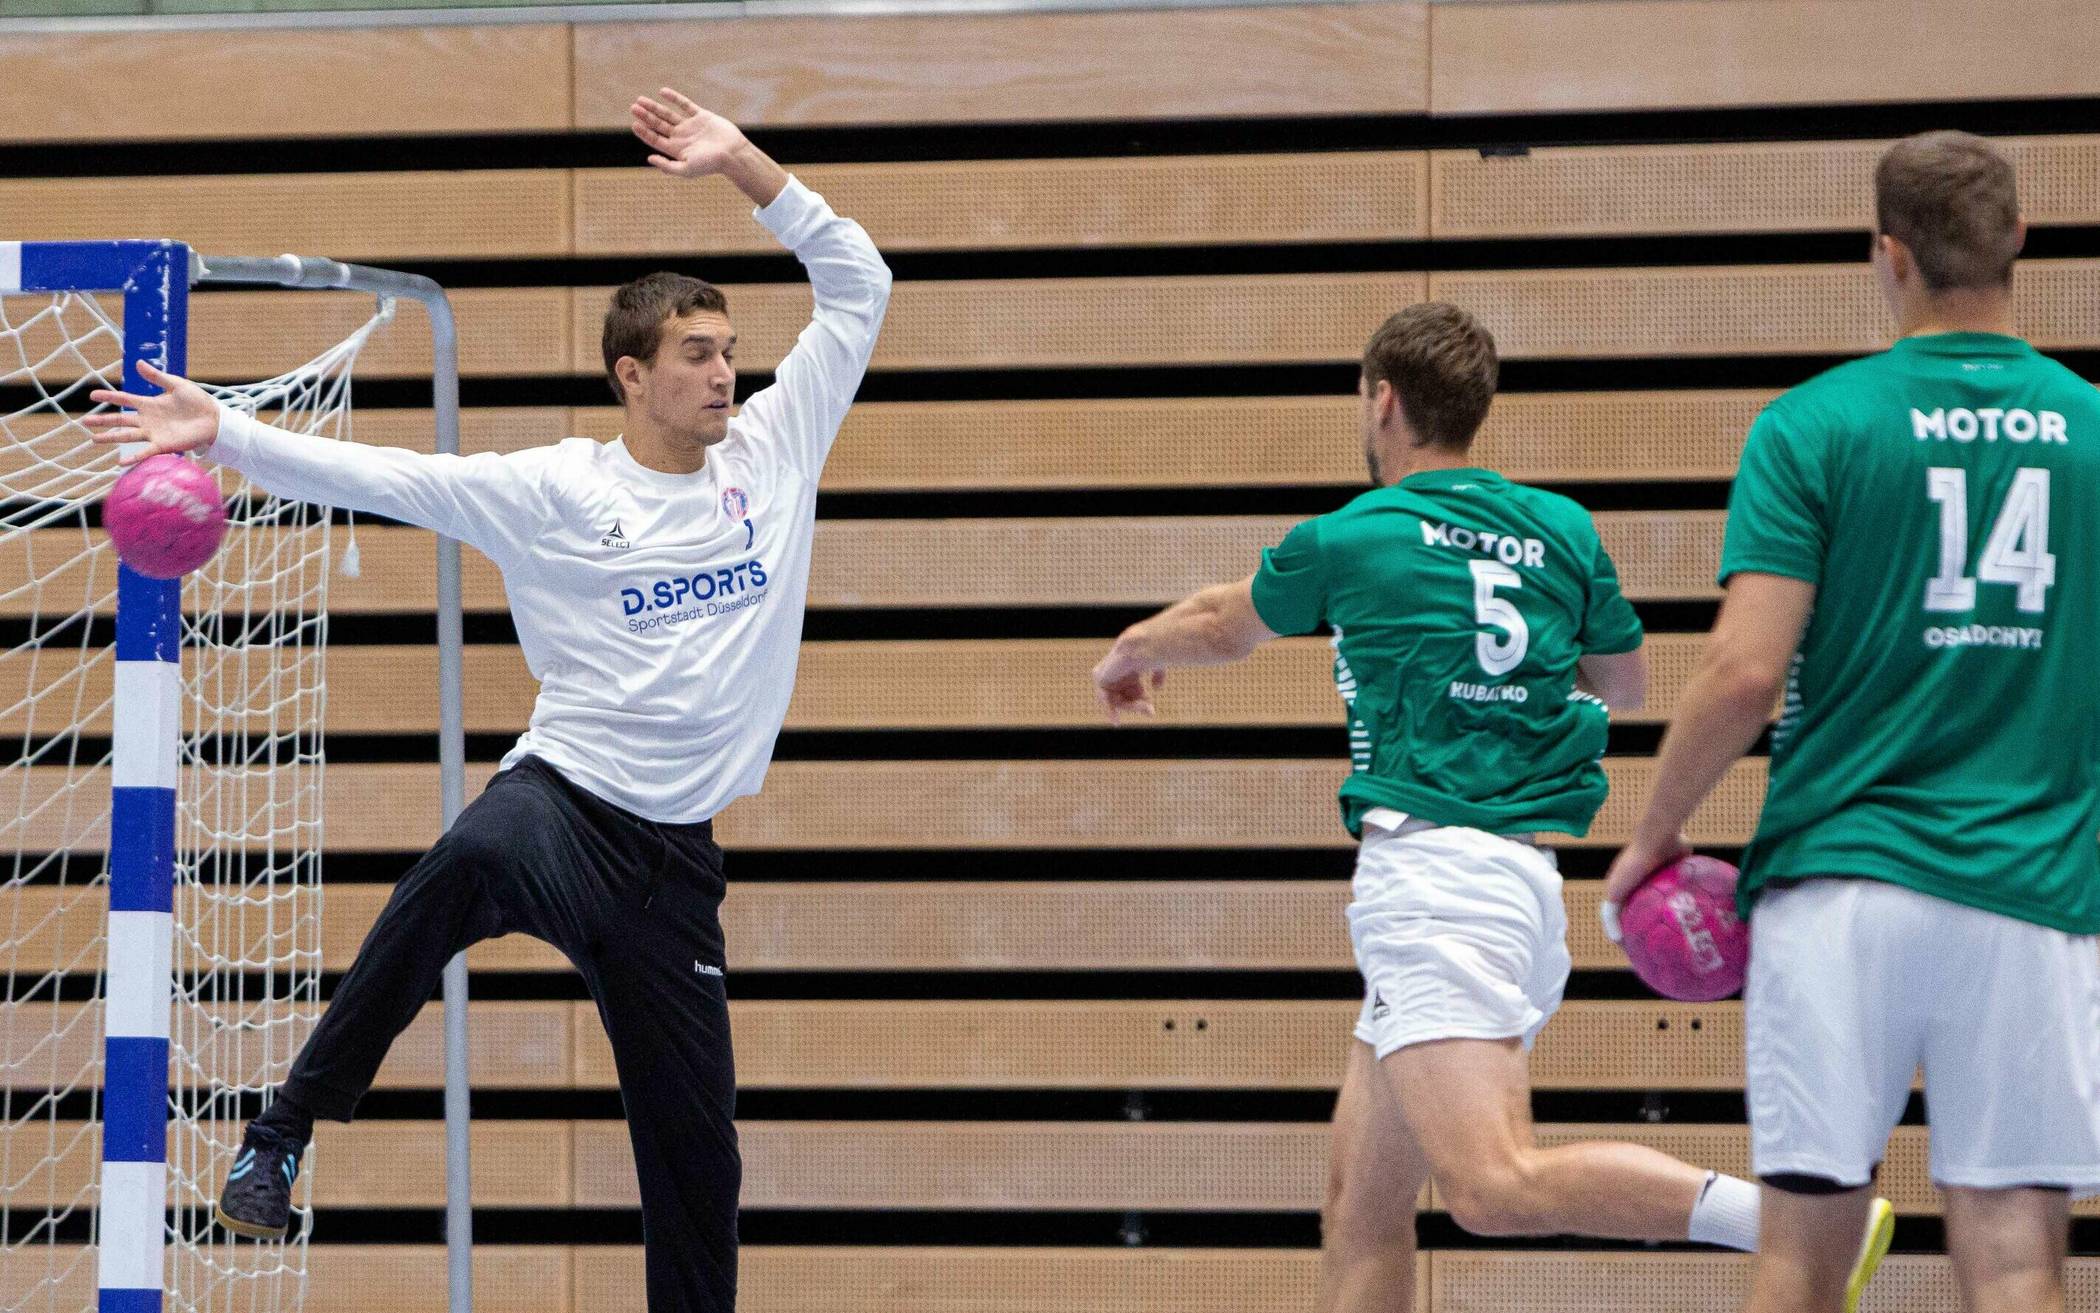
105;453;227;579
1620;855;1749;1002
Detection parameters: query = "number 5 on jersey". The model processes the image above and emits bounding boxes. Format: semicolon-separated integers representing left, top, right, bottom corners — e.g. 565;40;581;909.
1925;466;2056;613
1470;559;1528;675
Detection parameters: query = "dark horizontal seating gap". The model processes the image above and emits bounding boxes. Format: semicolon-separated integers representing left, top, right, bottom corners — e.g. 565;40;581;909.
2;1087;1912;1128
8;968;1366;1005
0;844;1742;888
814;482;1735;517
11;965;1706;1006
362;350;2100;406
13;351;2091;419
0;599;1722;654
4;100;2097;179
8;1208;2049;1254
403;967;1698;1003
265;224;2100;291
1;721;1720;767
0;481;1736;532
0;478;1723;532
403;846;1380;884
360;723;1686;764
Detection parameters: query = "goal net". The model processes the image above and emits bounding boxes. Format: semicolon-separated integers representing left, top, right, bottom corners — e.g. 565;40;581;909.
0;241;390;1312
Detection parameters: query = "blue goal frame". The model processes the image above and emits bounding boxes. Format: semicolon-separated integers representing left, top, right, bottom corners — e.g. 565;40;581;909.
2;239;190;1313
5;237;476;1313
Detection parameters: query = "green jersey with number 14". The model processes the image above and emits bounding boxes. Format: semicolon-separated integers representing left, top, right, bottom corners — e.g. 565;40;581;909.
1250;468;1643;839
1723;332;2100;933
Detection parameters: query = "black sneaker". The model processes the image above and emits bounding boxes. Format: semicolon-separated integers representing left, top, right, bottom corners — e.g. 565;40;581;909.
213;1128;302;1239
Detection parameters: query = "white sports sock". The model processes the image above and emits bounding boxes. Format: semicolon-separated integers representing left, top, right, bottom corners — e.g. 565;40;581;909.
1687;1171;1761;1251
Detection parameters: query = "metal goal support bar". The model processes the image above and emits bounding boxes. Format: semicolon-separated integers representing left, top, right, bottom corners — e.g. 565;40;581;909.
194;252;475;1313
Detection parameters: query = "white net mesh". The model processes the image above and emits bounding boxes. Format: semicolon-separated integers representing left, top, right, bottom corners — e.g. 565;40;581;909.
0;281;391;1311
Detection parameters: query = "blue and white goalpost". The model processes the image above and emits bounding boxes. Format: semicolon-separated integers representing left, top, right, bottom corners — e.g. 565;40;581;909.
1;240;192;1313
0;241;471;1313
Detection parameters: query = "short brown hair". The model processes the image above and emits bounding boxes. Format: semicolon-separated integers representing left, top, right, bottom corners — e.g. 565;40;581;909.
601;273;731;403
1874;131;2022;291
1362;302;1499;450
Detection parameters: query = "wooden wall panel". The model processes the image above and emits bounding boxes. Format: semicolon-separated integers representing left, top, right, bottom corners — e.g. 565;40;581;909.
1;385;1754;513
1430;0;2100;115
586;262;2100;373
0;869;1831;979
0;755;1756;853
574;274;1428;373
804;512;1719;608
576;152;1428;256
789;630;1709;732
0;388;1760;496
10;1247;569;1313
584;1121;1332;1211
103;1111;2097;1230
0;172;570;263
1430;1254;2100;1312
731;1248;1351;1313
578;1119;2094;1217
1431;260;2100;359
15;1120;571;1210
306;1247;572;1313
20;509;1706;619
0;996;1929;1093
708;756;1766;853
1433;136;2100;238
574;391;1757;489
0;999;566;1090
1474;390;1762;482
355;406;573;458
569;999;1743;1090
308;637;1345;736
577;398;1375;489
20;1246;2100;1313
572;6;1427;129
190;287;570;381
0;26;571;143
625;999;1351;1090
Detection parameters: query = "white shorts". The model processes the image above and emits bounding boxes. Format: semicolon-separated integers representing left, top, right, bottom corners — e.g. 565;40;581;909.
1748;877;2100;1194
1348;810;1570;1060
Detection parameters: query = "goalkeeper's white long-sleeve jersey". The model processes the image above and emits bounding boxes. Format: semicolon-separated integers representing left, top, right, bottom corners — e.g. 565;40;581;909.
208;177;891;824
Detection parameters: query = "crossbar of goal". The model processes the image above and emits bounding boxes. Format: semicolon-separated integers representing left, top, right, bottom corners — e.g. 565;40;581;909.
0;239;472;1313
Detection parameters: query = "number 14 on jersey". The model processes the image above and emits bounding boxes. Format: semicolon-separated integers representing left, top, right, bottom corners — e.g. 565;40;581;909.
1924;466;2055;614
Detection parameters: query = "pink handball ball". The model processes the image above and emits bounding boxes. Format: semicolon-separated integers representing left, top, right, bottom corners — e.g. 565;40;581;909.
1621;855;1750;1002
104;453;228;580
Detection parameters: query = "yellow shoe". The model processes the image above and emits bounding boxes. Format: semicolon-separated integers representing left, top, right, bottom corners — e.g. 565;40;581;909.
1844;1197;1896;1313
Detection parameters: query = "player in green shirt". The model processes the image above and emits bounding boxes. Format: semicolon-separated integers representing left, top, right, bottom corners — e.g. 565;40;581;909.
1607;131;2100;1313
1093;303;1890;1313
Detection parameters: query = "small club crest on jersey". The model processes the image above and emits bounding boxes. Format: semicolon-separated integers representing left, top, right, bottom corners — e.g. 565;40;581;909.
720;487;750;521
600;519;632;550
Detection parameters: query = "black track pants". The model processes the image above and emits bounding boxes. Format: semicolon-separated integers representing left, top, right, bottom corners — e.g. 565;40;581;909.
280;755;738;1313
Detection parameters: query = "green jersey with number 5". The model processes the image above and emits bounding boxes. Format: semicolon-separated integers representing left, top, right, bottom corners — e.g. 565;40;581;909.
1723;331;2100;933
1250;468;1643;839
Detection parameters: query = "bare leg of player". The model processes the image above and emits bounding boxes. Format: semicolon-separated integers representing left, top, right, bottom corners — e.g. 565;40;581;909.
1381;1036;1722;1240
1742;1186;1874;1313
1943;1185;2071;1313
1318;1041;1432;1313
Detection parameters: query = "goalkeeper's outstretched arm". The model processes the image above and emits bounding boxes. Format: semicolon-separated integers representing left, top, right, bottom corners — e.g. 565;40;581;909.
631;89;893;478
85;360;545;564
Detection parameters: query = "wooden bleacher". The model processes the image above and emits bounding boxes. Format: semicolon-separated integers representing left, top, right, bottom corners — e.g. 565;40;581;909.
3;3;2098;1309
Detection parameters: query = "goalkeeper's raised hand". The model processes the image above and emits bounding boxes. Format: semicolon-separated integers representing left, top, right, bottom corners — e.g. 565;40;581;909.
83;361;222;466
630;88;788;208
